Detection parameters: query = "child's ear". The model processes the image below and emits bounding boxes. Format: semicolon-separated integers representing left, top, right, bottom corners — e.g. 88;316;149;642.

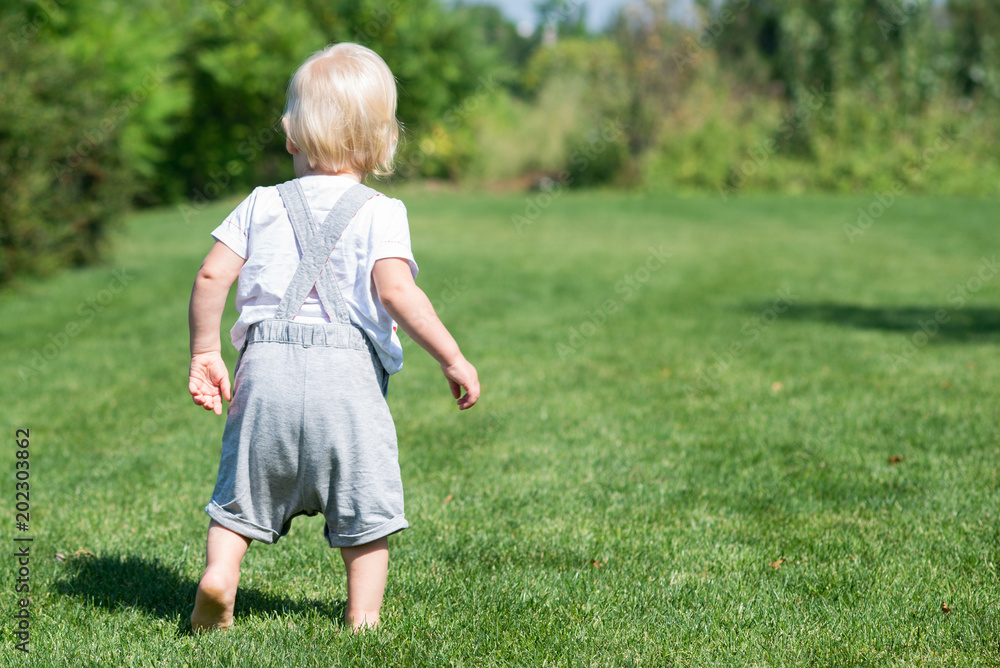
282;117;298;155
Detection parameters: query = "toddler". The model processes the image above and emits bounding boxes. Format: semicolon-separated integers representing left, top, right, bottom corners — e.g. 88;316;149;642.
186;42;479;633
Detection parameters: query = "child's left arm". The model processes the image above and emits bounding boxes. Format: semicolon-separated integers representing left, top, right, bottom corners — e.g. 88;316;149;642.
188;241;246;415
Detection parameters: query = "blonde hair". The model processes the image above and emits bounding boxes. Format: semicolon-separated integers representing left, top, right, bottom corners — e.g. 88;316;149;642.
284;43;400;177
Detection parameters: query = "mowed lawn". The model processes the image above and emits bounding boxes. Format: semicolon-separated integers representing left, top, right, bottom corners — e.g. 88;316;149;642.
1;187;998;666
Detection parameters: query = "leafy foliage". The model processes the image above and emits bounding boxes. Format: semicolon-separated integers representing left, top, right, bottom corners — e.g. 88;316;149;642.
158;0;502;199
623;0;1000;196
1;0;999;285
0;0;503;283
0;3;185;282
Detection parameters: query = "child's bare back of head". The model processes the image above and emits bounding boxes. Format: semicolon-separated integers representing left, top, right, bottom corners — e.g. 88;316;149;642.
283;43;400;178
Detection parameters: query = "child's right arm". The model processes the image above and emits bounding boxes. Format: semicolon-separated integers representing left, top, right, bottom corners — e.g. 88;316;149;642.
188;241;246;415
372;257;479;410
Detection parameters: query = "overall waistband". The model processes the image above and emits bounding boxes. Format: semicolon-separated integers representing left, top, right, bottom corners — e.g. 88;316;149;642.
246;319;370;350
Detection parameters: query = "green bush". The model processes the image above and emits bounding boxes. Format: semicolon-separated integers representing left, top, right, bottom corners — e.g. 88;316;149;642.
464;38;632;187
0;2;186;284
0;0;504;285
630;0;1000;197
4;0;1000;288
0;16;128;282
160;0;505;200
643;76;999;197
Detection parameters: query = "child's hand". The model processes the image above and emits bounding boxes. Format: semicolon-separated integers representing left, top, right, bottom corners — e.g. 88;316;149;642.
189;352;232;416
440;356;479;410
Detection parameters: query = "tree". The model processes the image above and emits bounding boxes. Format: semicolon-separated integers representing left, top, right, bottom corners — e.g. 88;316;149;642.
948;0;1000;101
0;1;186;283
156;0;503;197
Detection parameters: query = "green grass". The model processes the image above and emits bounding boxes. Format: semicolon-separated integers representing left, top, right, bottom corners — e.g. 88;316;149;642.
1;188;999;666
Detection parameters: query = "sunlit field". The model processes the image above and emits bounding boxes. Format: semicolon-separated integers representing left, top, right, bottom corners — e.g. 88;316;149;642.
1;189;997;666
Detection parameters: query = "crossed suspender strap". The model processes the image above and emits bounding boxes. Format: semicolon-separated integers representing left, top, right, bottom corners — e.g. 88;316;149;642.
273;179;378;323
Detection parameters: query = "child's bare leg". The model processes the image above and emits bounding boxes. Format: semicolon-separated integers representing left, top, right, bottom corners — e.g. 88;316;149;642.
191;520;252;633
341;537;389;632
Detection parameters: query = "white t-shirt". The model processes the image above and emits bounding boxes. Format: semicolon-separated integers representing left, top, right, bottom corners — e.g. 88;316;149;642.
211;174;418;375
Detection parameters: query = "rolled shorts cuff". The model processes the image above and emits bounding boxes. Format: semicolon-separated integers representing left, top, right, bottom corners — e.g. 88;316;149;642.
326;515;409;548
205;501;280;544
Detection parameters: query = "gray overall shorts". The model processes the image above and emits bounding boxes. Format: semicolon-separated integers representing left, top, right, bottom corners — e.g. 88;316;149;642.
205;180;408;548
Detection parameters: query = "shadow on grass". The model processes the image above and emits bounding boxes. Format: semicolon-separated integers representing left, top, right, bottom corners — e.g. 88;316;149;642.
53;553;345;635
749;301;1000;342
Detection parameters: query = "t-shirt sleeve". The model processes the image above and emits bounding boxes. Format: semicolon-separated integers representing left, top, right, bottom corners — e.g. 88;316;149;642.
371;198;418;279
210;191;254;259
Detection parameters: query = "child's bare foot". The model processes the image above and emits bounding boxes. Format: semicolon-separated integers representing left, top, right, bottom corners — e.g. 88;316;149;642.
191;569;238;633
346;612;380;633
191;520;251;633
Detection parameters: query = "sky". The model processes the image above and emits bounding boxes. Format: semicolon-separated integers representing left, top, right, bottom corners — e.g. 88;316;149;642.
454;0;644;33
